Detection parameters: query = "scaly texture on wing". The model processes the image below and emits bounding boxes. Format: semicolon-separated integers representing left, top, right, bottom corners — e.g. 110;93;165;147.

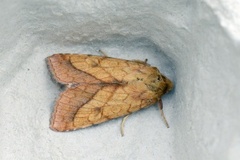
69;54;153;83
51;83;157;131
47;54;101;85
74;84;157;126
50;84;102;131
47;54;168;131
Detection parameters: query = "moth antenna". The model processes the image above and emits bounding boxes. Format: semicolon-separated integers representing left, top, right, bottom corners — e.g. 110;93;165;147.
98;49;108;57
120;114;130;137
158;99;170;128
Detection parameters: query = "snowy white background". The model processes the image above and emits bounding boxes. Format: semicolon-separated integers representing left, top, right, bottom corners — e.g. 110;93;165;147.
0;0;240;160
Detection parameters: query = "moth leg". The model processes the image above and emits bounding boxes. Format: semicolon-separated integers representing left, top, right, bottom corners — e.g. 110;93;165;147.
120;114;130;137
158;99;170;128
98;49;108;57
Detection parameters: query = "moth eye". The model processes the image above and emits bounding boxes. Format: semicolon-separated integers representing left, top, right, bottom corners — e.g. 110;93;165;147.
157;75;162;81
137;77;143;81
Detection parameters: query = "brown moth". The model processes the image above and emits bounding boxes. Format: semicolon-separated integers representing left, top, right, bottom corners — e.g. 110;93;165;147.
47;53;173;133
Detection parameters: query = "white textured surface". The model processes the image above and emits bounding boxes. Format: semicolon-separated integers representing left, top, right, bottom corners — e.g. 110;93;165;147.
205;0;240;40
0;0;240;160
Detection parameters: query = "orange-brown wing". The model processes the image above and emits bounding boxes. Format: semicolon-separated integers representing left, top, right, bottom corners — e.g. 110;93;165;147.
50;84;103;131
69;54;151;83
48;54;160;131
50;83;157;131
47;54;101;85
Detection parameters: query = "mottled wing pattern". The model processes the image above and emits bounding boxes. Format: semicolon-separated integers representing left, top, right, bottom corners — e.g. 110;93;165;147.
47;54;101;85
73;84;155;131
50;84;102;131
47;54;157;131
70;54;152;83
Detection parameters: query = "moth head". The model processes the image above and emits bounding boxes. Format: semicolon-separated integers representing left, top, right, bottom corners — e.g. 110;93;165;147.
159;74;173;94
145;68;173;97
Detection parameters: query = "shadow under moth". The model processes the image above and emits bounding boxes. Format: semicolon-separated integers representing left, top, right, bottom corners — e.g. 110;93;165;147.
47;53;173;135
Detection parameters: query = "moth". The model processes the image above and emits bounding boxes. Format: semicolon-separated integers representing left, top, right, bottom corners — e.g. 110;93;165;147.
47;53;173;135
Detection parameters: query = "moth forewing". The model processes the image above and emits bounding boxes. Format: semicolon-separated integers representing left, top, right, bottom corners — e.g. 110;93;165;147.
47;54;173;132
